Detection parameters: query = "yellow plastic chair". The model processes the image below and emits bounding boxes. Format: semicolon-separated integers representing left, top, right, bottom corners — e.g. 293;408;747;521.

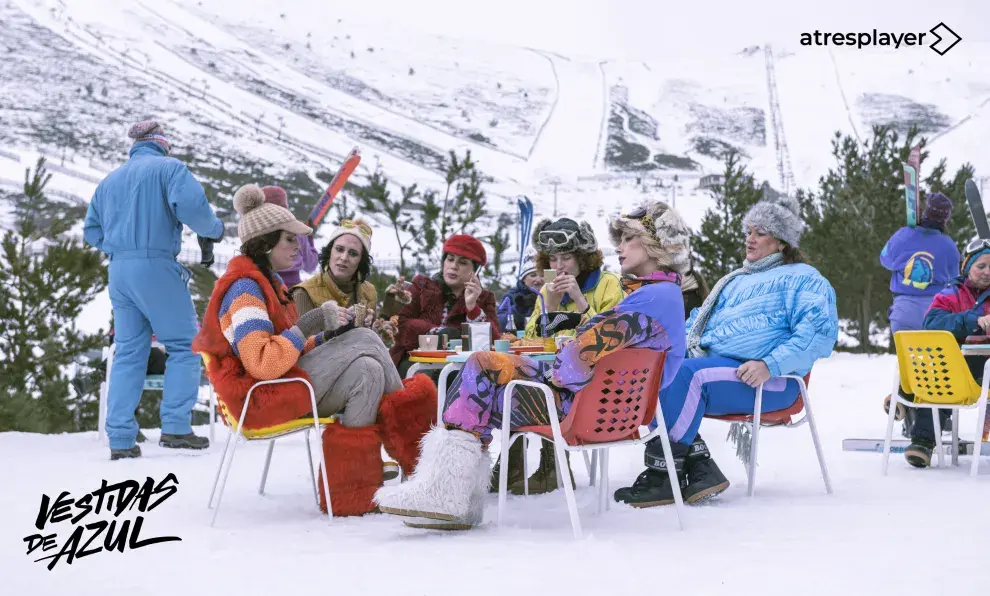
883;331;990;476
201;354;336;526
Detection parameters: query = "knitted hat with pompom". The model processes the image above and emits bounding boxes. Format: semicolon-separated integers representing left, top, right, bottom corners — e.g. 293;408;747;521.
233;183;312;244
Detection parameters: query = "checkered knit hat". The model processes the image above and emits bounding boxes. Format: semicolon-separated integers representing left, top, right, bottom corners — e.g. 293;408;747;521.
234;184;312;244
128;120;171;154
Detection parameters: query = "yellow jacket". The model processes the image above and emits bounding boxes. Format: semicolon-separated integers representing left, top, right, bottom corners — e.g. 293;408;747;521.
524;269;623;338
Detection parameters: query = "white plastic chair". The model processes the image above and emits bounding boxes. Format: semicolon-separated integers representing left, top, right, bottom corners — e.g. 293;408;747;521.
705;372;832;497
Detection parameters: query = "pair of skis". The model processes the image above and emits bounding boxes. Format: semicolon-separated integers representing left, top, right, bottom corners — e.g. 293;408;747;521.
903;145;986;240
307;147;362;229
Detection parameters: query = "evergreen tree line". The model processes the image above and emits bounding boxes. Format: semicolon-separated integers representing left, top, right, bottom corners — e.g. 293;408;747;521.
694;124;977;353
0;125;978;433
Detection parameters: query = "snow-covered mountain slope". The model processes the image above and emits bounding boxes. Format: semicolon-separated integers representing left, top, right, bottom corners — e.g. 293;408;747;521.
2;0;988;266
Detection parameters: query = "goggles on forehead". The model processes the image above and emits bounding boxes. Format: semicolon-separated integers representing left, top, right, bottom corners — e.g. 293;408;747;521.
537;229;577;249
966;238;990;254
340;219;373;237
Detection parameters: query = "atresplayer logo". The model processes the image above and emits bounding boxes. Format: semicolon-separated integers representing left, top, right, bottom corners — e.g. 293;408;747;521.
800;22;961;55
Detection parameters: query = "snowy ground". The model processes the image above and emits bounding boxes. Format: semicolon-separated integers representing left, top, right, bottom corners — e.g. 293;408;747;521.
4;352;990;595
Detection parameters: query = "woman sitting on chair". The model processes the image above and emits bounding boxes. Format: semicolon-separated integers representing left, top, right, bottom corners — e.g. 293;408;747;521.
614;194;839;508
193;184;436;516
903;241;990;468
373;200;690;530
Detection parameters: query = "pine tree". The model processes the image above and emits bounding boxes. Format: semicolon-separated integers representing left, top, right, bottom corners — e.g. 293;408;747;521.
693;151;765;282
0;158;109;432
354;168;417;277
482;212;515;295
801;125;923;352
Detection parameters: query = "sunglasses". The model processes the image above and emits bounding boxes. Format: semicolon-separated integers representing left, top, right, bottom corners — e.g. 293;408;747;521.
538;229;577;248
340;219;373;237
620;206;656;235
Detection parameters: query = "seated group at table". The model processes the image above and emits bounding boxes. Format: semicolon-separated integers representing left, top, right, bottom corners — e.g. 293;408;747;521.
194;180;840;530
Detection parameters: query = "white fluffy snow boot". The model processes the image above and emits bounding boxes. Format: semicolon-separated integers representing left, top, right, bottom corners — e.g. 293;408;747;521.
374;426;491;524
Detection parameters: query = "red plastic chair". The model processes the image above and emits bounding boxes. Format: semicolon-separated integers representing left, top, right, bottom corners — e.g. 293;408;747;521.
705;371;833;497
498;349;685;538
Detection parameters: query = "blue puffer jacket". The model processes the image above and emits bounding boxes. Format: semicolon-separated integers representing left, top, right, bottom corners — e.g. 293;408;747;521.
686;263;839;377
84;141;223;259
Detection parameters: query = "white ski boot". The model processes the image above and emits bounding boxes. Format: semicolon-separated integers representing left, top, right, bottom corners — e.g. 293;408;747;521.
374;426;491;526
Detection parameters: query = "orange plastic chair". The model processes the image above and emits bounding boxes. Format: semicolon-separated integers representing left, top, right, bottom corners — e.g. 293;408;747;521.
497;349;682;538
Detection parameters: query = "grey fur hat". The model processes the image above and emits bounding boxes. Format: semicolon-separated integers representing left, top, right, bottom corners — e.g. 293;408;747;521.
532;217;598;255
742;194;805;248
608;200;692;274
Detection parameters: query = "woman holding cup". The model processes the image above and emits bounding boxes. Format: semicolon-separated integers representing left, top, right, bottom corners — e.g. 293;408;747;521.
509;217;624;492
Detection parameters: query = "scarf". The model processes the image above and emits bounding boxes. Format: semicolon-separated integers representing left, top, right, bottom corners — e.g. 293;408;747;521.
620;271;682;294
685;252;784;358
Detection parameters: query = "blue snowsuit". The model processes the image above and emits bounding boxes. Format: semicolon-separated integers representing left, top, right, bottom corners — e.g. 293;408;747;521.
84;141;223;450
656;263;839;445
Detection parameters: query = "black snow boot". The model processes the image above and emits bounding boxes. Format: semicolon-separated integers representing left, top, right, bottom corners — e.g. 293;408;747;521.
905;439;934;468
160;432;210;450
613;437;688;507
682;436;730;504
110;445;142;461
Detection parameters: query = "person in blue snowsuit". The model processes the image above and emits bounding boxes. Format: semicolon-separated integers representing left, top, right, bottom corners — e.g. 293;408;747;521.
614;194;839;508
880;192;960;334
84;120;224;460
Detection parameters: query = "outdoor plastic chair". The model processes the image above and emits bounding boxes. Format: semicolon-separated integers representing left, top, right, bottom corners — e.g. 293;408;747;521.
883;330;990;475
497;349;682;539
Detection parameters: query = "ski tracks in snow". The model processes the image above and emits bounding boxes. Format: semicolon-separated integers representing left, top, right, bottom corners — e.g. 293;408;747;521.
526;50;606;177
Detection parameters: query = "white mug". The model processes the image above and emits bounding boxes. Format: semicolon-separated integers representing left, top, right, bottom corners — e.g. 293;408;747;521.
418;335;439;351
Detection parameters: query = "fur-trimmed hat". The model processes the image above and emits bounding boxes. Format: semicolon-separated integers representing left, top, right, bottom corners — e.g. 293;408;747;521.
443;234;487;267
234;184;312;244
608;200;692;274
326;217;373;254
532;217;598;255
742;194;805;248
128;120;171;154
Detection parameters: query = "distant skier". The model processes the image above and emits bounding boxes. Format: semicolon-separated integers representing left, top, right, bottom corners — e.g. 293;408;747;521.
84;120;224;460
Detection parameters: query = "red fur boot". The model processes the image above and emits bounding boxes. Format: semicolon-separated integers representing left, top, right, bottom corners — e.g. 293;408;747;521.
317;424;384;516
377;373;438;477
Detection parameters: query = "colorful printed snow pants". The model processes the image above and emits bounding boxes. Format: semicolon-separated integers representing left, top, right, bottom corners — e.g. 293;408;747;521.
442;352;566;442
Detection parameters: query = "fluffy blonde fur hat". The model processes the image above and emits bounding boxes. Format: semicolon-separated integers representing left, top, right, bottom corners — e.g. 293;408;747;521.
607;200;692;274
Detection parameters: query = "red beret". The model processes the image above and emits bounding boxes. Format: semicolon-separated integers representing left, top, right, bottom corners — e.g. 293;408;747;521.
443;234;487;267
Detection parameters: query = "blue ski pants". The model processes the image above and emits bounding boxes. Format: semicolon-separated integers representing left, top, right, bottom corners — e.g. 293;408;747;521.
650;356;801;445
106;255;200;449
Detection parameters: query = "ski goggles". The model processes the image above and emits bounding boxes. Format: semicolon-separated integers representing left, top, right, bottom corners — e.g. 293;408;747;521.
340;219;373;237
537;229;577;249
966;238;990;254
